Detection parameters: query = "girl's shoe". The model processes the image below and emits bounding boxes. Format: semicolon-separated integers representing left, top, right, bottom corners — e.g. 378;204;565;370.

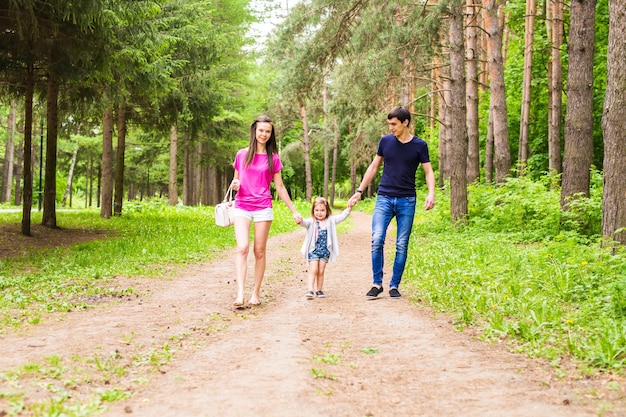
316;291;326;298
306;291;315;299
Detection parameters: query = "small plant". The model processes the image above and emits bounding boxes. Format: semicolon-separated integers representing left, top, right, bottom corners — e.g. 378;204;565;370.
313;353;340;365
310;368;335;380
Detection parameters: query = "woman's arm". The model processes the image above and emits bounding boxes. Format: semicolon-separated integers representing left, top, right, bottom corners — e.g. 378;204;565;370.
273;171;302;222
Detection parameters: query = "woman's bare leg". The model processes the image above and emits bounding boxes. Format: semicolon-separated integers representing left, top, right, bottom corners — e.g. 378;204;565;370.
233;216;252;305
249;220;272;305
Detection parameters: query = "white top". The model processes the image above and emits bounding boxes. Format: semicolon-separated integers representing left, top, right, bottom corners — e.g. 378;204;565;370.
299;209;351;263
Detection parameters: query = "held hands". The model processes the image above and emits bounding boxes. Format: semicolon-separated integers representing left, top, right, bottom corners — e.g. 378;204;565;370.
348;192;361;208
293;212;303;224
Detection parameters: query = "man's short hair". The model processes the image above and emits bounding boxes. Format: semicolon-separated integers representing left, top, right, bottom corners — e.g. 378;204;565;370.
387;106;411;125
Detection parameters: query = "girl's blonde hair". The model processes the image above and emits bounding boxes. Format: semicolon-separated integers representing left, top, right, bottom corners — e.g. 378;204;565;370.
311;197;332;218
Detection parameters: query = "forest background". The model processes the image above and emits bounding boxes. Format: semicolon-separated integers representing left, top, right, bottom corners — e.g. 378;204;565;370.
1;0;626;390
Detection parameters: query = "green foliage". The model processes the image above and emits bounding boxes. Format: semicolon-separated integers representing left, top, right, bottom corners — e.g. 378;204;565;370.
404;178;626;371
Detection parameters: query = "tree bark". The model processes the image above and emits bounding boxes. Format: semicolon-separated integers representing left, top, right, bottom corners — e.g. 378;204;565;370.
62;146;78;207
449;0;469;223
601;0;626;245
168;123;178;206
561;0;596;209
518;0;536;175
549;0;564;175
330;115;339;207
438;78;451;188
485;0;511;183
114;99;126;215
322;79;330;199
300;99;312;201
1;101;17;203
485;109;495;183
42;49;59;229
465;0;480;184
21;59;35;236
100;106;114;219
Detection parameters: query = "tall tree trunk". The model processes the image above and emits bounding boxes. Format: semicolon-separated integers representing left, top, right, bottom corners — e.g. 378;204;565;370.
466;0;480;183
322;78;330;199
330;115;339;207
97;163;101;207
100;106;114;219
549;0;564;175
193;140;202;205
438;77;451;188
1;101;17;203
168;123;178;206
561;0;596;209
21;59;35;236
87;155;93;207
449;0;469;223
300;99;312;201
601;0;626;245
545;0;553;170
485;109;495;182
114;99;126;215
485;0;511;183
14;139;23;206
182;140;190;205
62;145;78;207
42;51;59;229
518;0;536;175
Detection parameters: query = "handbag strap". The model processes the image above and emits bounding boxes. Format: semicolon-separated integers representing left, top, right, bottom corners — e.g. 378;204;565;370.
222;184;234;203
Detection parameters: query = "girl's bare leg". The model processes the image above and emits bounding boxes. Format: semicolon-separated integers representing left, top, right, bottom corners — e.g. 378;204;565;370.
233;216;252;305
307;261;319;293
316;260;328;292
249;220;272;305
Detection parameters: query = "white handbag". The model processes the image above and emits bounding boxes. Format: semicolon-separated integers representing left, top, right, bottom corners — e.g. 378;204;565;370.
214;185;235;227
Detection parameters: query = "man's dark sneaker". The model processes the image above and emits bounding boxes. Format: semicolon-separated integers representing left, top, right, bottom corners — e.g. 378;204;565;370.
389;288;401;298
316;291;326;298
366;286;383;299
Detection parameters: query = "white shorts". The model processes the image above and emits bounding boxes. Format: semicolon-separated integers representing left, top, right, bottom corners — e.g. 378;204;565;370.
232;207;274;222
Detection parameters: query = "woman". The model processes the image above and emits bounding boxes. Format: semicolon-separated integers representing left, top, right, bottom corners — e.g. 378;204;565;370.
230;115;301;308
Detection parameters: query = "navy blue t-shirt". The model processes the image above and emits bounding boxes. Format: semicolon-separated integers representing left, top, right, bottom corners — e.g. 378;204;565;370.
376;134;430;198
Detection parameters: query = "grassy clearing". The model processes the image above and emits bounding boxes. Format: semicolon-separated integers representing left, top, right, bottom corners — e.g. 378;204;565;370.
0;199;304;331
404;175;626;373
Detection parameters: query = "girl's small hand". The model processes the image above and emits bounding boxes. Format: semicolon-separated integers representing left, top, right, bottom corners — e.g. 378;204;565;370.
293;213;302;224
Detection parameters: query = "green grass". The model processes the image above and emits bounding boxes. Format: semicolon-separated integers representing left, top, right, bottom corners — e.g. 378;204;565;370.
403;175;626;372
2;180;625;377
0;199;305;330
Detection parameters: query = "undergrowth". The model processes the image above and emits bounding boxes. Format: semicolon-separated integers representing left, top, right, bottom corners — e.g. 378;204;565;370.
405;173;626;372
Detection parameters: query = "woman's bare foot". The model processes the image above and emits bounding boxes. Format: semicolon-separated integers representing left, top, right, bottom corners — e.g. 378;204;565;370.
233;295;244;307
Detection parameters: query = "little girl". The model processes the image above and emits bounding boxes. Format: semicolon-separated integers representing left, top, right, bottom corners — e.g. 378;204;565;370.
298;197;354;299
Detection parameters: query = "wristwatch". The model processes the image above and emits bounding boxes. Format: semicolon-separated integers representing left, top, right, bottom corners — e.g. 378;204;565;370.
356;189;363;194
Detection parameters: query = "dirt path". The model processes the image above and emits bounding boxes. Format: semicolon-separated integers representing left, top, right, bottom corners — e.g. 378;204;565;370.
1;212;624;416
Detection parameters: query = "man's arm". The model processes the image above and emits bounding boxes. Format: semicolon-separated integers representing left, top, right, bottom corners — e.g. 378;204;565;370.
422;162;435;210
349;155;383;205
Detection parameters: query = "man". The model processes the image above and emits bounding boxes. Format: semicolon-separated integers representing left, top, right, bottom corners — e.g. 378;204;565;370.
349;106;435;298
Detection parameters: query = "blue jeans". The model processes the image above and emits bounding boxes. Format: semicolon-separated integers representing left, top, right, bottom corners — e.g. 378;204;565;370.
371;195;416;289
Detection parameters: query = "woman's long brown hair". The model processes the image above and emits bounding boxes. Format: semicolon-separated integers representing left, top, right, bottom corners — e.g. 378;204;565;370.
245;115;277;173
